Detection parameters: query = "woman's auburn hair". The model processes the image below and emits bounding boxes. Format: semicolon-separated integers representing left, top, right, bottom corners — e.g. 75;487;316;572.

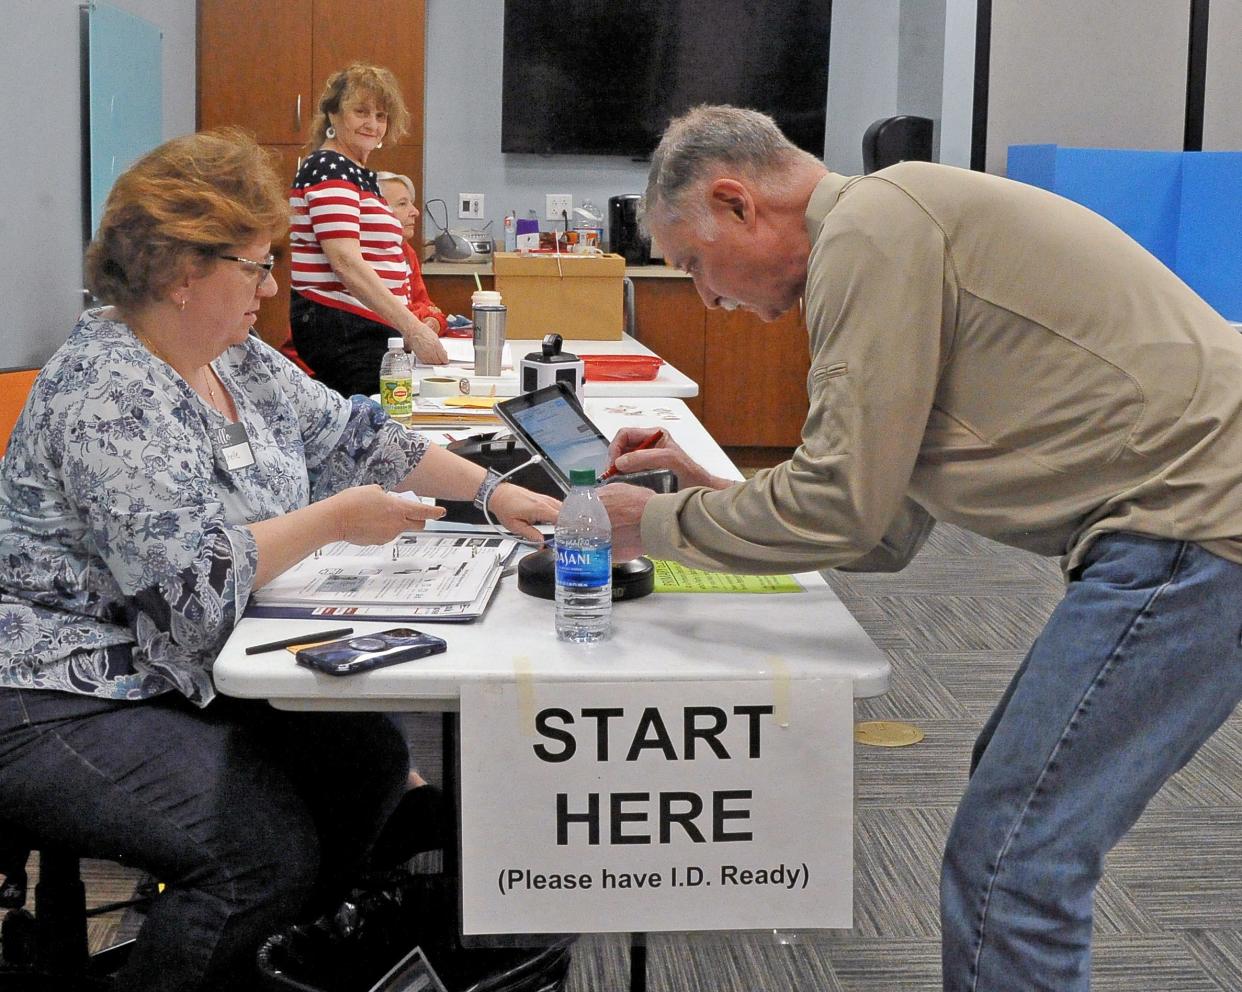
84;127;288;310
308;62;410;150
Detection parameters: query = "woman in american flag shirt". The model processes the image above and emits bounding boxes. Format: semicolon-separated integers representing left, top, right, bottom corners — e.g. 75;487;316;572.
290;63;449;396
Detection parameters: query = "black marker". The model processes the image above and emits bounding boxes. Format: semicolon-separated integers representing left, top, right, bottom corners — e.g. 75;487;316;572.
245;627;355;655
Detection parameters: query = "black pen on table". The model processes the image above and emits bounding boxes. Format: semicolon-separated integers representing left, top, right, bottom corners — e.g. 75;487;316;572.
245;627;355;655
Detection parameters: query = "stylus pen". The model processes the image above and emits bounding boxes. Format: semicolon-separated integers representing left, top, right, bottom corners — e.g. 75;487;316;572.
244;627;355;655
600;429;666;481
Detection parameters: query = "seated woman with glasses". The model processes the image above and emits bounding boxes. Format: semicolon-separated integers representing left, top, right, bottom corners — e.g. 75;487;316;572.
377;171;451;336
0;128;559;992
290;62;448;397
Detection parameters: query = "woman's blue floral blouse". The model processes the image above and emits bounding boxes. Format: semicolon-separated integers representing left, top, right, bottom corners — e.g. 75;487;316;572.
0;309;428;706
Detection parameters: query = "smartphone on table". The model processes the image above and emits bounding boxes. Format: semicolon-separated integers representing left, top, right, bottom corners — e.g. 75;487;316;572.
295;628;447;676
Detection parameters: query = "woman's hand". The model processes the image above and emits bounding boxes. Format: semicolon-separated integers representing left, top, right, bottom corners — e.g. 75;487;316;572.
326;485;446;545
403;315;449;365
249;486;447;588
486;483;561;543
607;427;731;491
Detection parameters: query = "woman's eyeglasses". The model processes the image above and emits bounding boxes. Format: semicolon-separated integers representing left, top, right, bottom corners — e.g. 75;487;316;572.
218;254;276;282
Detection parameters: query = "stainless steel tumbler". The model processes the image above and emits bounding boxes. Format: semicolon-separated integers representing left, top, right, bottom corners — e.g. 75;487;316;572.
471;291;506;377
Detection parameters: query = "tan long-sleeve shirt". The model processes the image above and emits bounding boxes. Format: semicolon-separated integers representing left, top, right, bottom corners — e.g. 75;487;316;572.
641;163;1242;575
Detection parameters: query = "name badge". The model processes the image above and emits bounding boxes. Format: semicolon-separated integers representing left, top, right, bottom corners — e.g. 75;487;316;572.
213;422;256;470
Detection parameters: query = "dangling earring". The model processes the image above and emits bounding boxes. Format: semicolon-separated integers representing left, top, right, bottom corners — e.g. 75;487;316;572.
176;297;187;312
326;125;337;139
375;140;383;149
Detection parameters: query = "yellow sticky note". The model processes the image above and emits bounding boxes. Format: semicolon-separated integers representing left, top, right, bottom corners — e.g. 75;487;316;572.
444;395;499;409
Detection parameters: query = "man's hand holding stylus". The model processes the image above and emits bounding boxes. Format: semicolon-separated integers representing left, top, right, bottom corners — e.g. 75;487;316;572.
599;427;735;561
606;427;734;491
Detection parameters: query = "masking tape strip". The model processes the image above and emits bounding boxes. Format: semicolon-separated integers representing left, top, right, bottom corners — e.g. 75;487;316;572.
513;655;537;736
767;656;793;728
420;376;463;398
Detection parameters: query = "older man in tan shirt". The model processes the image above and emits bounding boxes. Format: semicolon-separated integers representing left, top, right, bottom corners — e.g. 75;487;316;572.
601;105;1242;991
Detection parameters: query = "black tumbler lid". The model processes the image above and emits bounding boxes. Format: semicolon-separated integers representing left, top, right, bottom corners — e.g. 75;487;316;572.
517;549;655;601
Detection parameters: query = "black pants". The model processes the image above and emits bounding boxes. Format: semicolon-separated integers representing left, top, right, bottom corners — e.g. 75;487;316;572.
290;292;395;398
0;686;408;991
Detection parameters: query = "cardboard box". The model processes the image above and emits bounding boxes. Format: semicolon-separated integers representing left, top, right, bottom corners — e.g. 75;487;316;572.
492;251;625;339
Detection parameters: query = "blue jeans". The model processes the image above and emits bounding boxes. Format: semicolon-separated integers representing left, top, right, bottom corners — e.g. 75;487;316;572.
941;533;1242;990
0;688;408;991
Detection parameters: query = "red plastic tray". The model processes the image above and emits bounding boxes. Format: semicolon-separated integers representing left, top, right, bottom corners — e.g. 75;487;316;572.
580;354;664;382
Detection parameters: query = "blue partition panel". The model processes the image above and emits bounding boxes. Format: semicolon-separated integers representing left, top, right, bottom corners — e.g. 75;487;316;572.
1177;153;1242;322
1008;144;1242;322
1007;144;1057;193
1007;145;1183;268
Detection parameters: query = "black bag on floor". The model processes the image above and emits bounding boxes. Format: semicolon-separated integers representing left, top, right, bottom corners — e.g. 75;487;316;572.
256;871;573;992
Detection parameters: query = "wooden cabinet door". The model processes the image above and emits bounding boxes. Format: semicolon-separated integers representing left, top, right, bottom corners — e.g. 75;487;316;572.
631;279;706;420
253;145;305;348
311;0;426;145
703;306;811;448
198;0;313;143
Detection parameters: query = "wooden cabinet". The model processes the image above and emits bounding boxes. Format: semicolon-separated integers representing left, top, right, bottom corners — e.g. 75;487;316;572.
632;278;808;457
630;279;706;421
702;306;810;450
197;0;427;346
198;1;314;145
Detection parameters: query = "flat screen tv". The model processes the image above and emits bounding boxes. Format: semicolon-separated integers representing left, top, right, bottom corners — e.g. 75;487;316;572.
501;0;832;158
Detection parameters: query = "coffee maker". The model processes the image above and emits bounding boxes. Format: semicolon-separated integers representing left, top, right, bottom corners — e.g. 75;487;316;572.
608;194;650;265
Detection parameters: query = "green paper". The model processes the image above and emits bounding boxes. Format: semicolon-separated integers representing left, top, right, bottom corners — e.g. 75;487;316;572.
651;560;804;594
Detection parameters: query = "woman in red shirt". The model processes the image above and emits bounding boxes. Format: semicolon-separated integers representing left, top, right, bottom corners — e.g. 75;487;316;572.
377;171;449;336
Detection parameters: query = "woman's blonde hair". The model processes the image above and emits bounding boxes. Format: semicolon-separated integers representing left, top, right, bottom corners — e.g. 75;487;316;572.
84;128;288;309
309;62;409;150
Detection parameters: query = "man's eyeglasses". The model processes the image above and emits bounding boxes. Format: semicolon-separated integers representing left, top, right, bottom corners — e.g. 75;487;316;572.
218;254;276;281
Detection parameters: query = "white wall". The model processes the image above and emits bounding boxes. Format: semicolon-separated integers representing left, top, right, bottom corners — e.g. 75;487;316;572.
0;0;195;371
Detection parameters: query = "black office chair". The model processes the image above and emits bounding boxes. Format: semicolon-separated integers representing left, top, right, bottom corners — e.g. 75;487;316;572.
0;829;144;990
862;115;934;174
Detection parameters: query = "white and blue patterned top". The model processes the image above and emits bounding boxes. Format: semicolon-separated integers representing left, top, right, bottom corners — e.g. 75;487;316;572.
0;309;428;706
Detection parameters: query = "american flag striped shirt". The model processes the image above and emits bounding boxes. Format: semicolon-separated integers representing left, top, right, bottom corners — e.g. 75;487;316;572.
289;149;410;324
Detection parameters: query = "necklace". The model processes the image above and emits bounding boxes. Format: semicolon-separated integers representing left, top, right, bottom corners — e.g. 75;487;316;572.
134;330;224;415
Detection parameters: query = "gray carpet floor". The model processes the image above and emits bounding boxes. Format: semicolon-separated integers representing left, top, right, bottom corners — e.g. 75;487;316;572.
72;522;1242;990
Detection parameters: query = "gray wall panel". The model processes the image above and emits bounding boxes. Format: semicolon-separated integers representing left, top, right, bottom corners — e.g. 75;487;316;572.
0;0;195;372
986;0;1187;174
1203;0;1242;150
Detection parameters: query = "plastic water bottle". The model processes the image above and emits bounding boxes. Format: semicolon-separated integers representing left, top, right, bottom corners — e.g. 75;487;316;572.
379;337;413;423
555;468;612;642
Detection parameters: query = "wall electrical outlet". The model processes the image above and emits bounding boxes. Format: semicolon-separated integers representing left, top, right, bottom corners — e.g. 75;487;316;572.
458;193;484;220
545;193;572;221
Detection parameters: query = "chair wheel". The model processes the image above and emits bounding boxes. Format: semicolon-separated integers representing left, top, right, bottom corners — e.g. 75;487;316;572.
1;907;36;967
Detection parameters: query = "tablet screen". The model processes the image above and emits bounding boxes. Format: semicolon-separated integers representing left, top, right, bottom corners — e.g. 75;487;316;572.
505;392;610;487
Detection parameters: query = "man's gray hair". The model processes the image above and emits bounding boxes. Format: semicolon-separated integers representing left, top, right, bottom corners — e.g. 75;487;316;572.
642;105;820;235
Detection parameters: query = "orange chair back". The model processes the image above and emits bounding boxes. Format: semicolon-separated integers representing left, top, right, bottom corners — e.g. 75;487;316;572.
1;369;39;456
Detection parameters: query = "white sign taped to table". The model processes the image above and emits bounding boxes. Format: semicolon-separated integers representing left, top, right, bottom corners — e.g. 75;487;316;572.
459;677;853;934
